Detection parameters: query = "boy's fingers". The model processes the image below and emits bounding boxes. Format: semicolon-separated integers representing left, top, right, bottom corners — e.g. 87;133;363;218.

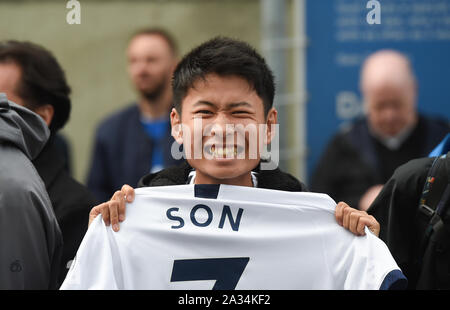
88;186;134;232
366;216;380;237
101;202;111;226
342;204;353;229
119;184;135;221
112;190;124;201
349;211;361;235
335;202;346;226
112;190;126;222
335;202;380;237
122;184;135;203
118;197;126;222
88;203;106;227
357;217;368;236
108;200;120;232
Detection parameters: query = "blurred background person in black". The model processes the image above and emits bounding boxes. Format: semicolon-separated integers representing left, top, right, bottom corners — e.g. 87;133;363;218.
311;49;450;211
0;40;97;286
86;28;181;203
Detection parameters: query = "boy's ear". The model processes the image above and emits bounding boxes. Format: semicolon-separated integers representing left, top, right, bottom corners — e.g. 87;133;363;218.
170;108;184;144
264;107;278;145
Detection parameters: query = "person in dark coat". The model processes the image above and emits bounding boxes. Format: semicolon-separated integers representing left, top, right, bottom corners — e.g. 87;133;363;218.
367;134;450;289
367;156;436;289
87;28;181;203
311;49;450;210
0;40;97;287
0;94;63;289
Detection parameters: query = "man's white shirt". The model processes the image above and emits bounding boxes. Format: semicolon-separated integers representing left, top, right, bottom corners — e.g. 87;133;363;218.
61;184;406;290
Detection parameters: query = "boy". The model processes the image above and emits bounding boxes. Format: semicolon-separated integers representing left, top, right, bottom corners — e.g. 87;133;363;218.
90;37;378;237
64;37;396;290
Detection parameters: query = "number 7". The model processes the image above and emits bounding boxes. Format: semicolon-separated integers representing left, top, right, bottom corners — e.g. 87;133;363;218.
170;257;250;290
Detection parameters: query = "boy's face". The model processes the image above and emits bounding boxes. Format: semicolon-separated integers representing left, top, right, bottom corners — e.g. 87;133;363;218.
171;73;277;186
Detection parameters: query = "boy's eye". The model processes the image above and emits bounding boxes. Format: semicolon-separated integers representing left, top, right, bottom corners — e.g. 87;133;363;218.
232;110;250;115
195;110;213;115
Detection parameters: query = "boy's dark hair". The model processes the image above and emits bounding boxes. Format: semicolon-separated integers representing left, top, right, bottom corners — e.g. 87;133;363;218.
172;36;275;116
130;27;178;57
0;40;71;132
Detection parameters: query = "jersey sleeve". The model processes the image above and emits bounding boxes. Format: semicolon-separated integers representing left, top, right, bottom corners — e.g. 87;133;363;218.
60;216;124;290
379;270;408;290
343;228;407;290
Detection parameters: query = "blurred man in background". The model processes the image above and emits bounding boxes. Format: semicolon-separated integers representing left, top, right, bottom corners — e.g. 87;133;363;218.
311;49;449;211
87;28;181;203
0;40;97;286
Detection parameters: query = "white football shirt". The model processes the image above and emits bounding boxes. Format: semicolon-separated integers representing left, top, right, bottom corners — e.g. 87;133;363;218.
61;184;406;290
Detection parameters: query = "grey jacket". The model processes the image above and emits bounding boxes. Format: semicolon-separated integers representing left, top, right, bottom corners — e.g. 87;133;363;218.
0;93;63;289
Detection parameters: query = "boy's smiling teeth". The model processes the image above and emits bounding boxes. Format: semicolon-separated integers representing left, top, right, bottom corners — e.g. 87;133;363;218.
209;145;238;158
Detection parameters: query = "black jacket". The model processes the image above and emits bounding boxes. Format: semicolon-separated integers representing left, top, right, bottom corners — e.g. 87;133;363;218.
138;160;307;192
0;97;63;289
311;115;449;208
368;157;435;289
33;135;98;287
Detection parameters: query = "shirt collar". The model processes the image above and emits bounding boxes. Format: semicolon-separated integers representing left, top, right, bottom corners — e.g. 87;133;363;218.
187;170;258;188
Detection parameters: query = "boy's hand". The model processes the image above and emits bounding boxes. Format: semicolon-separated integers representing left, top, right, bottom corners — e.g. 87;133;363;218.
88;184;135;232
335;201;380;237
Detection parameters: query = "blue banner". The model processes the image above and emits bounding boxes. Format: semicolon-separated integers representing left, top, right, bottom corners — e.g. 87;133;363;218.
306;0;450;180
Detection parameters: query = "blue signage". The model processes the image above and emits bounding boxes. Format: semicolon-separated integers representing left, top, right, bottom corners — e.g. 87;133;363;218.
306;0;450;180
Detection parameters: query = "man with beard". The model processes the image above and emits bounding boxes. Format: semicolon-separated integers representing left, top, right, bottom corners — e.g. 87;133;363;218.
87;28;181;203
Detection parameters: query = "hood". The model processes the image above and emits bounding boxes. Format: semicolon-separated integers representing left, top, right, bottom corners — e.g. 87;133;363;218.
0;93;49;160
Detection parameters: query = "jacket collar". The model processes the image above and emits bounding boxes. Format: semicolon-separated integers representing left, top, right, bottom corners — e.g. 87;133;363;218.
138;160;307;192
32;136;66;189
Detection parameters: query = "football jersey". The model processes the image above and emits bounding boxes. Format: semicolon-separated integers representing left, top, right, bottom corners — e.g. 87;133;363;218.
60;184;406;290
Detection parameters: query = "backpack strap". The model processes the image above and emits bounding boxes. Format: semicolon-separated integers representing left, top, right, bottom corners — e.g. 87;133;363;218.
414;153;448;266
414;152;450;285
